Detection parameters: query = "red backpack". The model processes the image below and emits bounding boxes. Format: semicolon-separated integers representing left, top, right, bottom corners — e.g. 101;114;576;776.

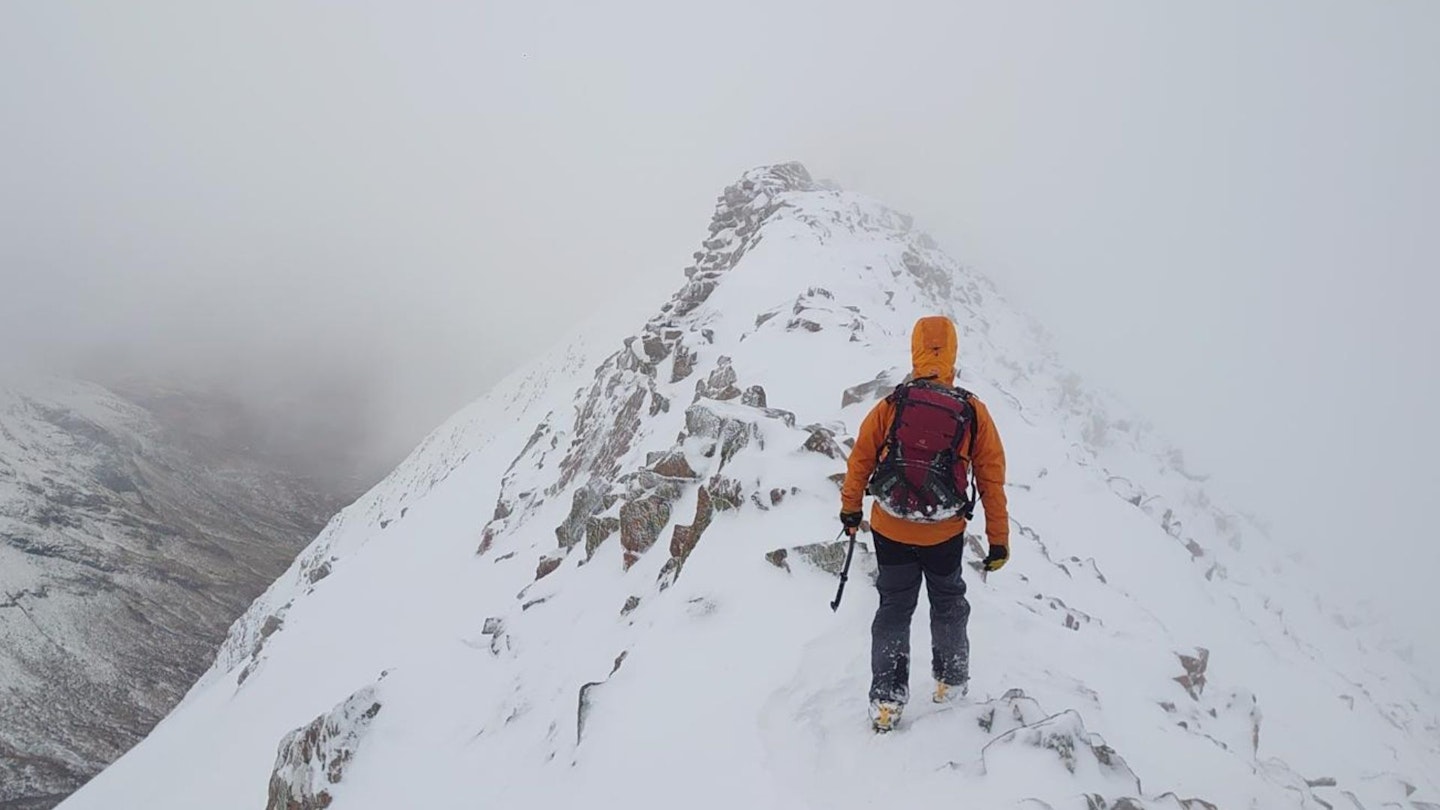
866;379;978;522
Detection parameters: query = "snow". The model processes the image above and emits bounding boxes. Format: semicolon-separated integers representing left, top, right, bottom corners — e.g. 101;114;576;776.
58;164;1439;810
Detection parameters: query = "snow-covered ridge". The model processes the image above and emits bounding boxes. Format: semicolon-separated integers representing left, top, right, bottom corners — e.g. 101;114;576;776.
61;164;1439;810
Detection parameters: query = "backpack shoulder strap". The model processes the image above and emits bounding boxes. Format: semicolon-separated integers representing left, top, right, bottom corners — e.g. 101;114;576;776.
949;386;979;459
880;381;916;454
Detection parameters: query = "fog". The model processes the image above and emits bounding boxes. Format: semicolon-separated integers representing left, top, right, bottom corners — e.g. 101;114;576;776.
4;2;1437;671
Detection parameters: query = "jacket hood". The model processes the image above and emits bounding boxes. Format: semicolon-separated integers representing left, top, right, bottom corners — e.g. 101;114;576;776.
910;316;957;386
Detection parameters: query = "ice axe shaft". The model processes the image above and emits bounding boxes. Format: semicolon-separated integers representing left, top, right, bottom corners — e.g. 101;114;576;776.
830;528;858;611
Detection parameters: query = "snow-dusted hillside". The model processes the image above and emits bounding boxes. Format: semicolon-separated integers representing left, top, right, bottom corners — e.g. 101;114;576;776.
59;164;1439;810
0;379;352;808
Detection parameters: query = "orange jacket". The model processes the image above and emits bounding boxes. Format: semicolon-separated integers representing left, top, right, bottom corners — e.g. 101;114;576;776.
841;316;1009;548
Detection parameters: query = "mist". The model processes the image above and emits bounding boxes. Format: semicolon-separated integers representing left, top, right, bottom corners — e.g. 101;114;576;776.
4;2;1437;671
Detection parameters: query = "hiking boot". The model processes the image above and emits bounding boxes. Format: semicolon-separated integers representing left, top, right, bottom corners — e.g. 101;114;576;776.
933;679;968;704
869;700;903;733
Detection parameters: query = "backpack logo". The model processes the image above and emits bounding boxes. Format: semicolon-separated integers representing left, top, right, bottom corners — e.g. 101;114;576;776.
866;380;977;523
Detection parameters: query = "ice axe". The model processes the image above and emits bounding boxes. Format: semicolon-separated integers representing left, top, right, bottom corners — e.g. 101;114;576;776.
830;528;858;611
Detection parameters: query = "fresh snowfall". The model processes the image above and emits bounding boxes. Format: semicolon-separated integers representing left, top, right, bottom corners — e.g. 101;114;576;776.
59;164;1439;810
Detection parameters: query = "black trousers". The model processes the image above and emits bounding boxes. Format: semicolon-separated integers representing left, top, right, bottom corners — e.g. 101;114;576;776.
869;530;971;704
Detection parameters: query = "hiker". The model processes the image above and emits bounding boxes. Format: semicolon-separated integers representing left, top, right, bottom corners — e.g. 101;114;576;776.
840;315;1009;732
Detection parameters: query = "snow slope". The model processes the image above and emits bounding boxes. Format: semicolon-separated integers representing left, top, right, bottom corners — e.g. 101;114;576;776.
59;164;1439;810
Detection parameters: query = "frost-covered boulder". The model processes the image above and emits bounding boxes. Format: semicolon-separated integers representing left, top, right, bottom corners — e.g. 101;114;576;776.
265;683;383;810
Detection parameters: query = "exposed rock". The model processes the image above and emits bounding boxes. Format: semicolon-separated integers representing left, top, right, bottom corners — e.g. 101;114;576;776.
695;356;742;401
683;403;758;469
551;374;650;495
765;548;790;572
1175;648;1210;700
978;710;1139;793
648;450;699;480
641;335;669;363
535;554;563;581
667;487;714;573
305;560;333;585
1183;538;1205;560
584;516;620;559
741;385;768;408
649;390;670;416
556;481;615;551
620;494;674;570
477;526;500;556
1024;594;1096;632
577;652;628;745
671;344;697;383
769;540;862;577
901;248;955;309
265;683;383;810
672;278;719;318
656;557;681;590
707;476;745;512
801;424;846;459
620;596;641;617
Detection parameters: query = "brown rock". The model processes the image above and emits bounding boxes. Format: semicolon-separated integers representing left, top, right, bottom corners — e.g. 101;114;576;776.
802;424;845;459
620;493;674;570
535;555;563;581
765;548;790;571
649;450;699;480
668;487;715;565
707;476;744;511
477;526;498;555
672;344;697;383
1175;648;1210;700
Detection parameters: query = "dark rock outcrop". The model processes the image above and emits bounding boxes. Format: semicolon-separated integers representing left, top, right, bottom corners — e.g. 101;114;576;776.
1175;648;1210;700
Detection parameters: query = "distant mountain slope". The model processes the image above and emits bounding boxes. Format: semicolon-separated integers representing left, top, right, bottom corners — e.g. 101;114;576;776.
0;378;359;809
59;164;1440;810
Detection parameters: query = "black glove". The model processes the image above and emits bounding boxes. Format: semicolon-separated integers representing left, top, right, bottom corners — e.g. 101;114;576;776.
840;511;864;536
982;544;1009;572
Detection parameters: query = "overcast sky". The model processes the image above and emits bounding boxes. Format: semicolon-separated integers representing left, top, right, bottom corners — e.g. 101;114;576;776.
3;2;1437;668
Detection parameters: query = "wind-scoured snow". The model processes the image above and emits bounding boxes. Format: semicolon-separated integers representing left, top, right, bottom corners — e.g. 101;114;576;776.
59;164;1439;810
